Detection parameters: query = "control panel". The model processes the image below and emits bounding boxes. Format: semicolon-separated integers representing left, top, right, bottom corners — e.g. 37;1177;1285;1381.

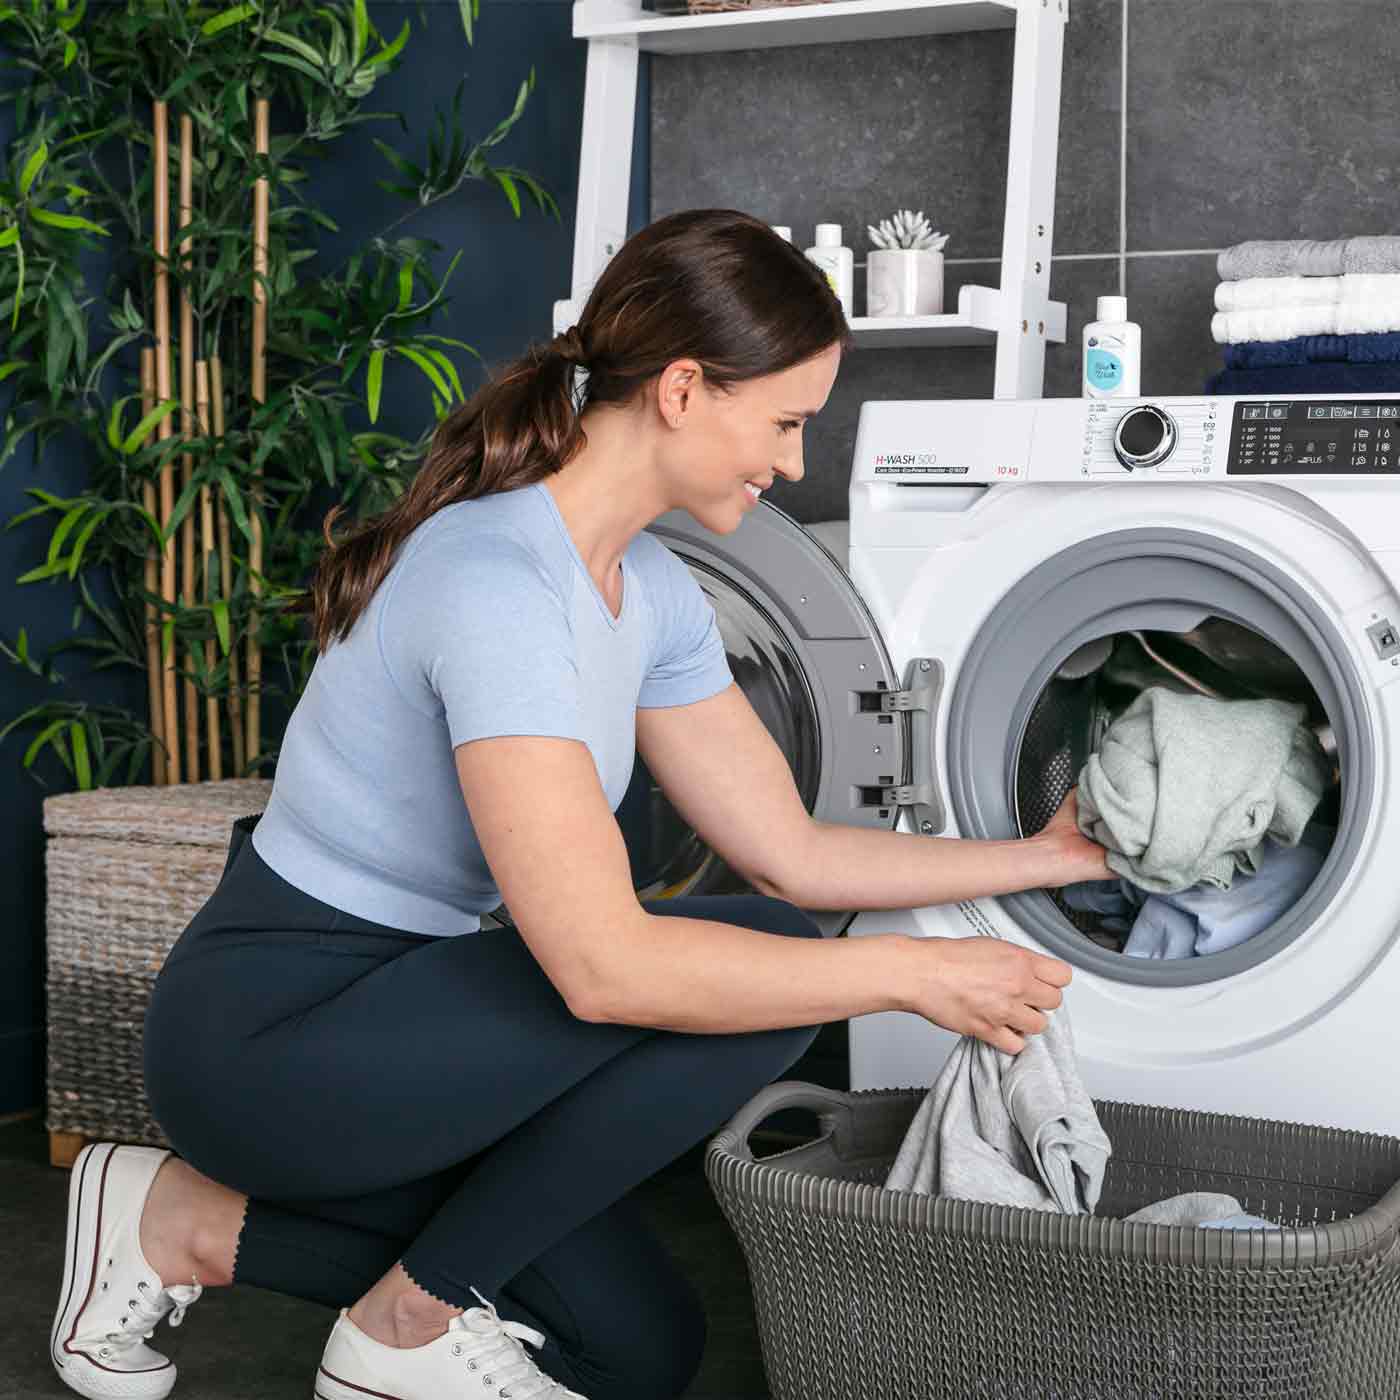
1227;399;1400;475
1081;398;1217;476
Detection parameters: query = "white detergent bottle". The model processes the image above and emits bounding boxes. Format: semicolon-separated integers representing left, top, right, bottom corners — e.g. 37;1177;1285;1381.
1082;294;1141;397
805;223;853;317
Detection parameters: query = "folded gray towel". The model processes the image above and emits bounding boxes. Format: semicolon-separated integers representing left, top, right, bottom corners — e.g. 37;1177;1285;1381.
1125;1191;1279;1230
1075;688;1330;895
1218;235;1400;281
884;1001;1112;1214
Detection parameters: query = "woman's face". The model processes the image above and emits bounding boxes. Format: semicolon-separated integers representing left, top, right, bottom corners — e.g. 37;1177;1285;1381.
656;342;842;534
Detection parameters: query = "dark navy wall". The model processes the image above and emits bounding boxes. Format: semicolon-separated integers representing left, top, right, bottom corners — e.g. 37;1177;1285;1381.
0;0;648;1115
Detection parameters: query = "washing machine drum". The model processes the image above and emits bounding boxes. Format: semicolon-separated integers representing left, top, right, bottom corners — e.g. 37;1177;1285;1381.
620;503;902;936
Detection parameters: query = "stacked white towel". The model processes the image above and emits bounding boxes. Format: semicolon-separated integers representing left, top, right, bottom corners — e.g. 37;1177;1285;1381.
1214;241;1400;345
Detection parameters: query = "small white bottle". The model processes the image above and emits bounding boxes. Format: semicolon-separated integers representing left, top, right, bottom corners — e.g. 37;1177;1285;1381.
1082;294;1141;398
770;224;793;243
805;223;853;317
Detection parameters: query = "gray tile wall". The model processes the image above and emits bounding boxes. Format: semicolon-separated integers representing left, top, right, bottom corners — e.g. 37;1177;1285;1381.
651;0;1400;522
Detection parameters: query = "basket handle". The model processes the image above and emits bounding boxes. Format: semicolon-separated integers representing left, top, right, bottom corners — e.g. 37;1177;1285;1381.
710;1080;859;1165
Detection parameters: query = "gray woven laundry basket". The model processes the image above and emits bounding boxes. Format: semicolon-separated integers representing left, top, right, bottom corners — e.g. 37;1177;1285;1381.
706;1081;1400;1400
44;779;272;1155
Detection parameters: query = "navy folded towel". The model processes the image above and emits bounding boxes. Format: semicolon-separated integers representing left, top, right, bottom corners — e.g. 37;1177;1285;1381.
1205;362;1400;395
1224;331;1400;369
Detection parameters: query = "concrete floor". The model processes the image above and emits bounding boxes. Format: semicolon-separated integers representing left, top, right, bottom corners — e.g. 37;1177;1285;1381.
0;1114;773;1399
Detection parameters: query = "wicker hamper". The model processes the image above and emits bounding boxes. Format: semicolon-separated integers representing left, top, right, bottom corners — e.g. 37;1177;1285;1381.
43;779;272;1163
706;1081;1400;1400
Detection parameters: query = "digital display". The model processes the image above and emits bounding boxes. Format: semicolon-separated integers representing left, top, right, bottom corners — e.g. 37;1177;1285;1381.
1227;399;1400;475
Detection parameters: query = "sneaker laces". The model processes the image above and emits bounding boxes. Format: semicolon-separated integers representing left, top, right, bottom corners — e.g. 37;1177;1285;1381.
452;1288;584;1400
102;1277;203;1353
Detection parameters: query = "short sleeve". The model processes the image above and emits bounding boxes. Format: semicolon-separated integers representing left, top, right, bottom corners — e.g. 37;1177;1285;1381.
381;531;585;749
638;546;733;709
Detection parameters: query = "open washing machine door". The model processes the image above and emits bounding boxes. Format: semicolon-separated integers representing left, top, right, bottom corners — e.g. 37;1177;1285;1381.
622;503;901;936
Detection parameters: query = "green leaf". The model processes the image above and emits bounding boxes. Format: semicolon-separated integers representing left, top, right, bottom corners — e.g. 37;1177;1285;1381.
18;141;47;197
70;721;91;789
106;394;136;451
371;139;424;185
419;346;464;403
17;558;76;584
212;599;230;655
458;0;476;44
492;168;521;218
395;345;450;402
56;0;85;32
366;347;385;424
396;259;413;312
30;209;109;236
62;38;76;70
363;17;409;68
351;0;369;64
122;399;179;454
23;719;67;771
264;53;325;84
67;508;106;578
201;3;258;37
265;27;324;68
47;504;90;568
0;360;26;383
0;225;18;248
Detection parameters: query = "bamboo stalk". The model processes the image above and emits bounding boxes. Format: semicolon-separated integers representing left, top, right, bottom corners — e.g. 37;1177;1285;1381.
139;349;167;786
153;99;181;785
179;112;199;782
196;360;222;780
247;97;269;770
210;356;246;776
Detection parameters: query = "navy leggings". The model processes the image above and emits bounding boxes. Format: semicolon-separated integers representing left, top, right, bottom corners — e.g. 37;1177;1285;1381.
143;814;822;1400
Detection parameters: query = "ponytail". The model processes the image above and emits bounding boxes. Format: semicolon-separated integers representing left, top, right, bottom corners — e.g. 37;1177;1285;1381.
305;208;850;654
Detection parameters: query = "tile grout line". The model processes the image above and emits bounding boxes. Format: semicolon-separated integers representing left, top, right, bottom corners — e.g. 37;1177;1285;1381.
1120;0;1128;296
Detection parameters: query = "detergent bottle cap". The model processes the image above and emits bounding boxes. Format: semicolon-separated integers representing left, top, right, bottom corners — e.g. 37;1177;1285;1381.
1096;295;1128;323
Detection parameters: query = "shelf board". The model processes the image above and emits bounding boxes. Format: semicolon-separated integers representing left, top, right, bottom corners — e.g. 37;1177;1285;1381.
574;0;1018;54
554;285;1067;348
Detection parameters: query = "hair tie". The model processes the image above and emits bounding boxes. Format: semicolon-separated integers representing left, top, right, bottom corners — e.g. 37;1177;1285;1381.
552;324;588;369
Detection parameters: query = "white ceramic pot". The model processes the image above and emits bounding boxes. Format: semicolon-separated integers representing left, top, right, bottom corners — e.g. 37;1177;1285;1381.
865;248;944;317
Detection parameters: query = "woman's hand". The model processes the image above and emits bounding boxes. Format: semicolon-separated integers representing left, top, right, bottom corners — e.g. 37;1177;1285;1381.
906;936;1073;1055
1036;786;1112;886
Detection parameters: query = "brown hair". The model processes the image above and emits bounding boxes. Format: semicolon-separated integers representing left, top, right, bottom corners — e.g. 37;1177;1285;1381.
304;208;852;653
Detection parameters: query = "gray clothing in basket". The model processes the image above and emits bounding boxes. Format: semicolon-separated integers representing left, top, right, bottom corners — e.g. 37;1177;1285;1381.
884;1003;1112;1214
1075;687;1330;895
1125;1191;1280;1230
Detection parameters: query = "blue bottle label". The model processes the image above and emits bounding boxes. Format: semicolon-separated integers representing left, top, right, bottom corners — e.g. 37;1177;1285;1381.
1086;347;1123;391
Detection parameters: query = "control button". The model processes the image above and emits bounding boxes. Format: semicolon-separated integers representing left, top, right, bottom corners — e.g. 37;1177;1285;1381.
1112;405;1179;471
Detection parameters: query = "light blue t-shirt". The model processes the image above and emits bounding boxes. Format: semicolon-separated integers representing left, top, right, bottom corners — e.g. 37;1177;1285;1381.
251;482;733;935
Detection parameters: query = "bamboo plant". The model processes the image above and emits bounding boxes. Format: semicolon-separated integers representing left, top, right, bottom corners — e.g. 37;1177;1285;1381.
0;0;559;788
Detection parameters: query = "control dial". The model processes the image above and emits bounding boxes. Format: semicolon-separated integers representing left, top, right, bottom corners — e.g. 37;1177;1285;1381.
1113;404;1178;471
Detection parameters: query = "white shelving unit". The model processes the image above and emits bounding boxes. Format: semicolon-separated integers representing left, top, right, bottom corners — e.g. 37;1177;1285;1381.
555;0;1068;398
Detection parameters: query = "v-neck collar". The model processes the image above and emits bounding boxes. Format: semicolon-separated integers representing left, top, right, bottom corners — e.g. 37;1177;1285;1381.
533;482;628;630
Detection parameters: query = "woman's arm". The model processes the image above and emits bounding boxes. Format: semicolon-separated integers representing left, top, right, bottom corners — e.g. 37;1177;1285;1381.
762;795;1109;912
456;734;1068;1048
636;685;1110;913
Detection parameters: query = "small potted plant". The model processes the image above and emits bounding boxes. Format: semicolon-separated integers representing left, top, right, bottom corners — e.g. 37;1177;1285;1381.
865;209;949;318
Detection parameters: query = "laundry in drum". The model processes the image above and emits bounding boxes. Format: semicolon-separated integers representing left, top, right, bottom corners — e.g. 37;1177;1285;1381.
1063;821;1333;960
1073;686;1332;894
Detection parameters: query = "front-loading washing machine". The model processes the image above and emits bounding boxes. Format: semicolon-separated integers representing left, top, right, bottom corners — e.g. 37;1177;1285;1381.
641;391;1400;1135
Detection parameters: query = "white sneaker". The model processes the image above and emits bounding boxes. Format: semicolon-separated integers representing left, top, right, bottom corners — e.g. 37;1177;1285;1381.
314;1287;590;1400
51;1143;204;1400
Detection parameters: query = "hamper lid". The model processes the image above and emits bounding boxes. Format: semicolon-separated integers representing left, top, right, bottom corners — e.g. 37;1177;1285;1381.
42;778;274;847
